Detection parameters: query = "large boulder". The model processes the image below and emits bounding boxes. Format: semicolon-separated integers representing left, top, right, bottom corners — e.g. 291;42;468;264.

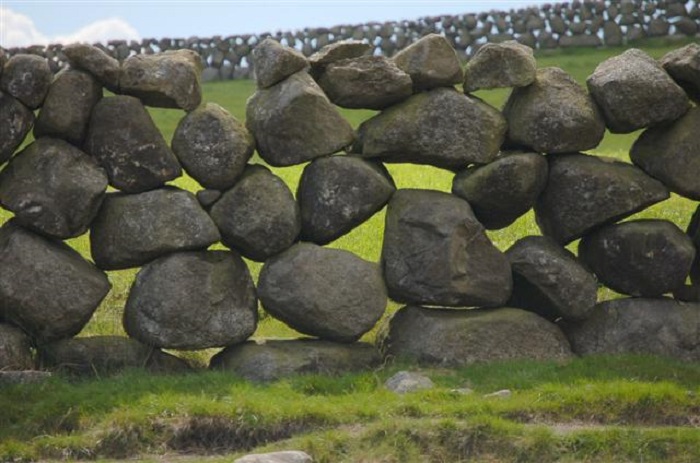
354;88;506;170
565;298;700;361
661;43;700;102
506;236;598;322
317;56;412;110
90;187;221;270
119;49;203;111
392;33;463;91
38;336;191;376
630;106;700;200
0;54;52;109
451;151;547;230
382;189;512;307
0;138;108;239
0;91;34;166
258;243;387;342
251;38;308;89
0;221;111;344
298;156;395;244
503;67;605;153
62;43;120;92
0;324;34;370
209;165;300;262
246;71;355;167
586;48;690;133
578;219;694;297
535;153;670;244
34;69;103;145
83;95;182;193
211;339;380;382
171;103;254;190
463;41;537;92
124;251;257;350
378;306;572;366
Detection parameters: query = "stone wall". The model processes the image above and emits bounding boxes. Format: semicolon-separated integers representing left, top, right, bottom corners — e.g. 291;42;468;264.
1;36;700;382
3;0;700;81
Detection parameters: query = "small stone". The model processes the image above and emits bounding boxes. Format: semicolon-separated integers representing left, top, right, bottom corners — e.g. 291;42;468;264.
0;324;34;370
252;38;308;89
0;54;52;109
661;43;700;102
392;33;463;91
0;91;34;166
464;41;536;92
63;43;120;91
196;189;222;210
484;389;512;398
384;371;435;394
233;450;313;463
451;388;475;395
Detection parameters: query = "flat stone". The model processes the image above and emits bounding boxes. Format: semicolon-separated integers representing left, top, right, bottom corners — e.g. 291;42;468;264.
0;91;34;166
661;43;700;102
392;33;463;91
309;39;372;75
234;450;313;463
464;41;536;92
0;324;34;370
384;371;435;394
63;43;120;91
0;54;52;109
252;38;308;89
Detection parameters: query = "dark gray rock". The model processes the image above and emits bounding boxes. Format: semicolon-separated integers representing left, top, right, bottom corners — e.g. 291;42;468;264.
392;33;463;91
0;371;52;386
196;189;222;210
565;298;700;361
558;35;603;48
234;451;313;463
355;88;505;170
603;21;624;46
535;153;670;244
120;49;202;111
384;371;435;393
318;56;412;110
246;71;355;167
587;48;690;133
0;54;52;109
83;95;182;193
258;243;387;342
451;151;547;230
0;48;5;77
211;339;380;382
661;43;700;102
34;69;102;146
464;41;536;92
298;156;395;245
0;91;34;166
172;103;254;190
252;38;308;89
630;107;700;200
377;306;572;366
0;138;108;239
90;187;220;270
382;189;512;307
38;336;191;376
686;205;700;284
124;251;257;349
506;236;598;322
673;17;699;36
0;324;34;370
503;67;605;154
309;39;372;75
63;43;120;91
578;219;694;297
209;165;300;262
0;221;111;344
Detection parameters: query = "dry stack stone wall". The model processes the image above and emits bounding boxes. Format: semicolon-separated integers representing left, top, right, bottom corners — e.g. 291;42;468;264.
2;34;700;381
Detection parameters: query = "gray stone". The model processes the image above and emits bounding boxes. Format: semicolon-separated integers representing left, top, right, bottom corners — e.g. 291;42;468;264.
0;91;34;166
661;43;700;102
355;88;505;170
38;336;191;376
603;21;623;46
63;43;120;91
0;49;5;77
83;95;182;193
506;236;598;322
90;187;220;270
120;49;202;111
246;71;355;167
384;371;435;393
464;41;536;92
234;451;313;463
648;18;671;37
0;54;52;109
201;67;220;83
124;251;257;349
209;165;300;262
558;35;603;48
503;67;605;154
484;389;512;398
309;39;372;74
0;324;34;370
587;48;690;133
258;243;387;342
565;298;700;361
211;339;380;382
535;153;670;244
393;33;463;91
630;107;700;200
252;38;308;89
0;221;111;344
196;189;222;210
0;138;108;239
382;189;512;307
318;56;412;110
451;151;547;230
172;103;254;190
0;371;52;386
578;219;694;297
378;306;572;366
673;17;698;36
298;156;395;245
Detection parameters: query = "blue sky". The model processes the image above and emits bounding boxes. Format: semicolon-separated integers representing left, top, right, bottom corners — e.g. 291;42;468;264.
2;1;539;48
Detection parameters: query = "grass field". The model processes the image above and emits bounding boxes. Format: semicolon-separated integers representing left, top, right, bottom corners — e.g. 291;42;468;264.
1;38;700;462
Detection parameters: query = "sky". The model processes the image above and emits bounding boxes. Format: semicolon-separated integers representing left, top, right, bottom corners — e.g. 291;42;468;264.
1;0;539;48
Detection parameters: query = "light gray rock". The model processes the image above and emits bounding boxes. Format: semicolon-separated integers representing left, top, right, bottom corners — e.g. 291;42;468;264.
0;91;34;166
464;41;536;92
392;33;463;91
0;54;52;109
661;43;700;102
234;450;313;463
252;38;308;89
63;43;120;91
384;371;434;393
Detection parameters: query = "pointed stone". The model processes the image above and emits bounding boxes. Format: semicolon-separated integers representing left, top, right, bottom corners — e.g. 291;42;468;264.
252;38;308;89
464;41;537;92
63;42;120;92
392;33;463;91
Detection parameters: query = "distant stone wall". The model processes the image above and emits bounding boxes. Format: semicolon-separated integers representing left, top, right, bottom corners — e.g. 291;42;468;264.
3;0;700;81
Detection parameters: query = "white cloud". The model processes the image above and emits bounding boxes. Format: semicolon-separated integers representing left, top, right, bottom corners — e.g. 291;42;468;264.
0;7;48;48
53;18;140;46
